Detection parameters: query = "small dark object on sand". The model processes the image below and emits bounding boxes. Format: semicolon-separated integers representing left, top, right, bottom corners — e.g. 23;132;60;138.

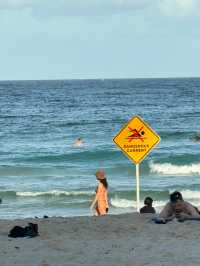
153;218;167;224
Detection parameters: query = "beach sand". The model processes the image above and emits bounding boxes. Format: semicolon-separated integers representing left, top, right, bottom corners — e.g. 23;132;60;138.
1;213;200;266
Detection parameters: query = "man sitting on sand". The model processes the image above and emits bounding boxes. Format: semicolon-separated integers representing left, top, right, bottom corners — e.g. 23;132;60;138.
140;197;156;214
158;191;200;222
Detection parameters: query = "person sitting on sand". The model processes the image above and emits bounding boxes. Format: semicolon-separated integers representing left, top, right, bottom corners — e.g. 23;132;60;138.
73;138;84;148
90;170;109;216
158;191;200;222
140;197;156;214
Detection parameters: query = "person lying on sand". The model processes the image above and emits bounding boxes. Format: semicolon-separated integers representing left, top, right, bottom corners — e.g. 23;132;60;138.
158;191;200;222
140;197;156;214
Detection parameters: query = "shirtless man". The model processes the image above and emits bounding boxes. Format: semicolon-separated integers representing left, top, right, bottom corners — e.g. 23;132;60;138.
157;191;199;223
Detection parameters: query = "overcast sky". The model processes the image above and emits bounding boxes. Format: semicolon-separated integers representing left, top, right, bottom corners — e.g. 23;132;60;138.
0;0;200;80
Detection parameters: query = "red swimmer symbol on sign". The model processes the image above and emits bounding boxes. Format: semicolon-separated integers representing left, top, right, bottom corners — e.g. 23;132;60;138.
126;126;146;142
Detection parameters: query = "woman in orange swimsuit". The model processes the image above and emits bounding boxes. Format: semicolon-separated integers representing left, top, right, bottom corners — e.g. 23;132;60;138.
90;170;109;216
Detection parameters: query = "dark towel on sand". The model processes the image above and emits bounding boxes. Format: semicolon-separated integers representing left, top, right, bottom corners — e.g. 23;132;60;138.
8;223;39;238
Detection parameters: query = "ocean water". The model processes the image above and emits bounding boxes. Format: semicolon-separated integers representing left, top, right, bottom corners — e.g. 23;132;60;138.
1;78;200;219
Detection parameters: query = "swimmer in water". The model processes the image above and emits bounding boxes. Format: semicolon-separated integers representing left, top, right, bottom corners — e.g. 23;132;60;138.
191;135;200;141
73;138;84;147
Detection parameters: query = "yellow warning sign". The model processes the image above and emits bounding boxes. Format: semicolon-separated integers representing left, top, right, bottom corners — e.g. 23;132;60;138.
113;115;160;164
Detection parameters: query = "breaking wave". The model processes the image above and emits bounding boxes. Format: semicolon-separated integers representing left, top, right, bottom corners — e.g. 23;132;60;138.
16;190;94;197
110;197;166;210
150;162;200;175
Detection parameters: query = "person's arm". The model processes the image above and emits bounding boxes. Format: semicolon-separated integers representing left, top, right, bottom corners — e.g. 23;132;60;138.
187;203;200;216
159;202;174;219
90;191;98;210
90;185;100;210
105;189;109;212
178;202;200;219
105;190;109;208
90;196;97;210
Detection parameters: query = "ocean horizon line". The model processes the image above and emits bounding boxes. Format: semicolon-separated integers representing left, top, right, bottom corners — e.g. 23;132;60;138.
0;76;200;82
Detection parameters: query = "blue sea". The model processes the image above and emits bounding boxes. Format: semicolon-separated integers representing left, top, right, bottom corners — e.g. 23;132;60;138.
1;78;200;219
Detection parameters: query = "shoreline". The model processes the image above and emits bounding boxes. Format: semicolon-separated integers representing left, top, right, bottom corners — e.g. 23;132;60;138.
0;209;137;221
1;213;200;266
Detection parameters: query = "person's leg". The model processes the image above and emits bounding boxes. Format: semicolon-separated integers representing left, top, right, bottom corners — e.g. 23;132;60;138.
97;201;107;215
95;206;100;216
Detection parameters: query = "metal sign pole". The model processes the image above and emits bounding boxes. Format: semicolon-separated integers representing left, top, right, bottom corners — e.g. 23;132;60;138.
136;163;140;212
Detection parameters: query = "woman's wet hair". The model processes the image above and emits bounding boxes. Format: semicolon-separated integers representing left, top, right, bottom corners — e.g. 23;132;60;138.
100;178;108;189
170;191;183;203
144;197;153;206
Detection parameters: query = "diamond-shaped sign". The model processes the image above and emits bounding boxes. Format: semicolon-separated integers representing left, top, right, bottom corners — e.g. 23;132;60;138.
113;115;160;164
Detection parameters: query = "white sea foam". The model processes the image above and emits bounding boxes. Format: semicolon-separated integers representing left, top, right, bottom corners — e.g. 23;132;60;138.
180;189;200;200
110;198;135;208
111;191;200;210
110;197;166;210
150;162;200;175
16;190;94;197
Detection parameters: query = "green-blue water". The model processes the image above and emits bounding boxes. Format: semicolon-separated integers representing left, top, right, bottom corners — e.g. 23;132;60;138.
1;78;200;218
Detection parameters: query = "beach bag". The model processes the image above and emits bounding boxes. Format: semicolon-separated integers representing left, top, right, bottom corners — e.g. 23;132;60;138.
8;223;39;238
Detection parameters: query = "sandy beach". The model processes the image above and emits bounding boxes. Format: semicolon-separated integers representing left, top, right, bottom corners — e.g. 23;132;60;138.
1;213;200;266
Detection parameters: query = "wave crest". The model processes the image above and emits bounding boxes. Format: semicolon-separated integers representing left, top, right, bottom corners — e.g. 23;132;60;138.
150;162;200;175
180;189;200;200
110;197;165;209
16;190;94;197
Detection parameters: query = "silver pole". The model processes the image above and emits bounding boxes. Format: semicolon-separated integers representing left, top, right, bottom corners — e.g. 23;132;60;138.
136;163;140;212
